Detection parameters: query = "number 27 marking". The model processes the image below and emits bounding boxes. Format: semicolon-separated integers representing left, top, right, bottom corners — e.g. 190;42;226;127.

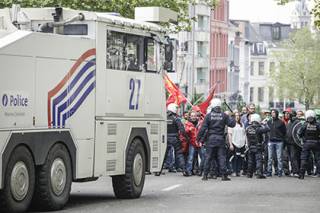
129;78;141;110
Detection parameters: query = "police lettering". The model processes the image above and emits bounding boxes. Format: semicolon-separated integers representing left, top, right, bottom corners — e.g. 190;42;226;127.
307;124;317;131
210;113;223;121
9;95;28;107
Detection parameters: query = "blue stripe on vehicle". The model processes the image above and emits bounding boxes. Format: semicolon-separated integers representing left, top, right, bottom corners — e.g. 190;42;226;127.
52;59;95;126
56;70;95;126
62;82;96;126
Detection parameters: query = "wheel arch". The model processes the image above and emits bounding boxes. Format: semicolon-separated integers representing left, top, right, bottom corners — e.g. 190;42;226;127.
1;131;77;188
126;128;150;172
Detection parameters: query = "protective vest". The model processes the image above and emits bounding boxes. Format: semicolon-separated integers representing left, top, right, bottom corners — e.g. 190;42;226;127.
246;124;262;146
167;112;179;135
207;111;226;136
305;123;319;141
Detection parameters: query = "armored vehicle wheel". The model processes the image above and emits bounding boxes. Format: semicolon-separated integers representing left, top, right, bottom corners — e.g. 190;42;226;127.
0;146;35;213
112;138;146;199
32;143;72;211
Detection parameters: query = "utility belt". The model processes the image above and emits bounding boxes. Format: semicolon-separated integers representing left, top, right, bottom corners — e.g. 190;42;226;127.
305;139;320;143
167;133;179;138
249;143;262;149
208;131;225;139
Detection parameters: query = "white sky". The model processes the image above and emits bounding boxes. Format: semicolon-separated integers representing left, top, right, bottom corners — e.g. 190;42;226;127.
229;0;314;24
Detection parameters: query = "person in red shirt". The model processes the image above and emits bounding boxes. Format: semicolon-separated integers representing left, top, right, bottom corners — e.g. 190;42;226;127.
185;111;202;176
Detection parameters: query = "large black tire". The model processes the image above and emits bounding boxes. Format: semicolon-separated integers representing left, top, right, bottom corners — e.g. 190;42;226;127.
32;143;72;211
112;138;146;199
0;146;35;213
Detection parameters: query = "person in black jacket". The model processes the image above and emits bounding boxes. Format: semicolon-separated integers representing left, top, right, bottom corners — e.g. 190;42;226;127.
267;109;286;177
166;103;189;176
197;98;236;181
298;110;320;179
246;114;270;179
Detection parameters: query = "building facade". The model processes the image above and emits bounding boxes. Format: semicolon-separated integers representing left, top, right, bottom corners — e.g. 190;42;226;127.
250;22;292;110
291;0;311;30
227;21;240;96
210;0;229;96
176;1;211;99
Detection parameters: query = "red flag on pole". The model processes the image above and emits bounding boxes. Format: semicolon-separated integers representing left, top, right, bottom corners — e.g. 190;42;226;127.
164;74;187;106
197;84;217;115
166;94;176;106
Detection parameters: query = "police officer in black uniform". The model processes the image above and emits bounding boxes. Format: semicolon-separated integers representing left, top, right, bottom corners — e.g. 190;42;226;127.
298;110;320;179
197;98;236;181
246;114;270;179
166;103;189;176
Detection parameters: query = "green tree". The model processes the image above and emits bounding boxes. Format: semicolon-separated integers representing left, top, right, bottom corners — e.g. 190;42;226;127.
275;0;320;29
270;28;320;110
0;0;218;32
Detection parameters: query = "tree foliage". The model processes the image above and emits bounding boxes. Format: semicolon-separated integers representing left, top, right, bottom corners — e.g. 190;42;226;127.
0;0;218;32
270;28;320;110
275;0;320;29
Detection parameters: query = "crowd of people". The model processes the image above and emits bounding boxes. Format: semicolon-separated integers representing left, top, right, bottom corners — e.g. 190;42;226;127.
163;99;320;181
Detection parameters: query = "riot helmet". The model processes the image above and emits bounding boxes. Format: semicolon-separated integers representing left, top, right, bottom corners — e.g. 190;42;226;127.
250;113;261;123
167;103;178;114
305;110;316;123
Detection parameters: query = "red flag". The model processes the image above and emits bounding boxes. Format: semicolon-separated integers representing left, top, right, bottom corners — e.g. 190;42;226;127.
166;94;176;106
164;74;187;106
197;85;216;115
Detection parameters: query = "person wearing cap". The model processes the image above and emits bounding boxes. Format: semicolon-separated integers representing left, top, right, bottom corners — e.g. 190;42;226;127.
197;98;236;181
166;103;189;176
282;108;296;176
246;113;270;179
282;108;290;175
298;110;320;179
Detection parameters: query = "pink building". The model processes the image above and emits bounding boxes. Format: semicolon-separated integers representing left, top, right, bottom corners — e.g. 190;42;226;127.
210;0;229;95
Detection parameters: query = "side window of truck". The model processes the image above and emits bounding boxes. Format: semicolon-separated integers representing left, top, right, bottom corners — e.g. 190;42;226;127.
145;38;157;73
106;30;144;72
106;31;126;70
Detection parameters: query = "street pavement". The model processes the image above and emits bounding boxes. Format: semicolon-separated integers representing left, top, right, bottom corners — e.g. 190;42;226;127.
33;172;320;213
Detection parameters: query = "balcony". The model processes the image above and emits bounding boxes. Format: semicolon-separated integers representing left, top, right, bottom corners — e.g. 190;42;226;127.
194;56;209;68
194;32;210;41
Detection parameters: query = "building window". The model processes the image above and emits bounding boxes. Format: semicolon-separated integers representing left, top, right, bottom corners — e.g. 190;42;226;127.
197;41;207;57
272;26;280;40
269;62;275;73
250;62;254;76
280;62;286;73
250;87;254;102
258;87;264;102
180;41;188;52
269;87;274;101
197;15;208;31
197;68;206;84
257;43;264;54
259;62;265;75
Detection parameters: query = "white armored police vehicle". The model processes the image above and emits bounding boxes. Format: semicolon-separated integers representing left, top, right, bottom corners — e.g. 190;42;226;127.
0;5;176;212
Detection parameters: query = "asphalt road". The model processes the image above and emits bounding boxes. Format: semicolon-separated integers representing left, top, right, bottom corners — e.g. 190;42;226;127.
33;172;320;213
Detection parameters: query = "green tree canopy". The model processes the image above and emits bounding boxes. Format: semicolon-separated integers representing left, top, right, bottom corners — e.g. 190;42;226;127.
270;27;320;110
0;0;218;32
